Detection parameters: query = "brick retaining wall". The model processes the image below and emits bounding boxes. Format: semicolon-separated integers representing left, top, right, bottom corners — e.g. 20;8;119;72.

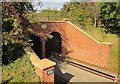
32;20;111;67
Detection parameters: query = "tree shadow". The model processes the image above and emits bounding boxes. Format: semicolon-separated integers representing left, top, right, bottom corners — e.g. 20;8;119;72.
2;77;13;84
54;65;74;84
103;26;120;36
2;43;25;66
48;57;74;84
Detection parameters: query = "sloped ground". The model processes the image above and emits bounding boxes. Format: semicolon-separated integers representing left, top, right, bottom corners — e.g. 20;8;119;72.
2;54;40;83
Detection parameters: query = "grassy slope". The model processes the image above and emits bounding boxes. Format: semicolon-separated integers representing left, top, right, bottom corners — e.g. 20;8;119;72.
2;54;40;82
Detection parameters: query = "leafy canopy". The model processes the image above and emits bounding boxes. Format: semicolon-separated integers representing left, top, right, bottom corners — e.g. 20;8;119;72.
2;2;33;46
100;2;120;27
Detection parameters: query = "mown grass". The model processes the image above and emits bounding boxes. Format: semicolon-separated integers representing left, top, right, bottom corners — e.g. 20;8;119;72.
2;54;40;83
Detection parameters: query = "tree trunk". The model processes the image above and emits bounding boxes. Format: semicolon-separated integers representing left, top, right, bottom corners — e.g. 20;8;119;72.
94;18;97;28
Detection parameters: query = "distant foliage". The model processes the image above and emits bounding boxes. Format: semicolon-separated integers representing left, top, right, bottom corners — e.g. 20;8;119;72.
100;2;120;28
61;2;101;28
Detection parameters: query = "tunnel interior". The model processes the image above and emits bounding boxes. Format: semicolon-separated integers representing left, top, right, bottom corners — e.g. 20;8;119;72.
31;34;42;59
45;32;62;58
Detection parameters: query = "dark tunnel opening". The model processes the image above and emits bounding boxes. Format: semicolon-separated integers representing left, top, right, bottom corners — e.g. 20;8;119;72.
31;34;42;59
46;32;62;58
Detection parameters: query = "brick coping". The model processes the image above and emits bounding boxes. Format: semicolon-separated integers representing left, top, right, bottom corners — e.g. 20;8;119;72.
67;21;102;45
28;52;56;70
67;21;112;45
102;42;111;45
37;21;66;23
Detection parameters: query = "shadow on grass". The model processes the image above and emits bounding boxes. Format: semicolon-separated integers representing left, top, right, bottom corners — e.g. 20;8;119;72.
2;77;13;84
2;43;25;66
104;26;120;36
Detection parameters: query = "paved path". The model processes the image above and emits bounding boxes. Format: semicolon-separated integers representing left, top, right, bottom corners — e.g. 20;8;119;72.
48;57;113;82
59;64;113;82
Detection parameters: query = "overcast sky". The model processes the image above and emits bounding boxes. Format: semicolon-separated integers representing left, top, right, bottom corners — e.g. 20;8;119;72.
32;0;70;10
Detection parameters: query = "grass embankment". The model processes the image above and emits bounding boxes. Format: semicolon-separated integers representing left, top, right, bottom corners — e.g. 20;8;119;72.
2;54;40;83
83;25;119;73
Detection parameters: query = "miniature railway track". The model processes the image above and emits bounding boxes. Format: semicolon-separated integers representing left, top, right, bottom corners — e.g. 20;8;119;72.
67;60;120;82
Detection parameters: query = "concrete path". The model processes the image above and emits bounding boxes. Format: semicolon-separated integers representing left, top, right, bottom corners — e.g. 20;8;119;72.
60;64;113;82
48;57;113;83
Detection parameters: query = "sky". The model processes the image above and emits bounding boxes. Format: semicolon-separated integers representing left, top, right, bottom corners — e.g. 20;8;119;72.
32;0;70;10
32;0;119;10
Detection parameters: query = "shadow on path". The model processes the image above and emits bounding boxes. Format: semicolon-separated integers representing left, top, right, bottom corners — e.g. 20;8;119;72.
54;65;74;84
48;57;74;84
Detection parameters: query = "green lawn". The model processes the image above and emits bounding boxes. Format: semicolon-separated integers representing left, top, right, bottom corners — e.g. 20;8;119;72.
2;54;40;83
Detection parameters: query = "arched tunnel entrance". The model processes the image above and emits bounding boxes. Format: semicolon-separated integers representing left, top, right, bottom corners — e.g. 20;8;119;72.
45;32;62;58
31;34;42;59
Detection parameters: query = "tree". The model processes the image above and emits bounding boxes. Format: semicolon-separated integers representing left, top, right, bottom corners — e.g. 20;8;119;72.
38;8;61;21
61;2;87;28
72;2;101;28
2;2;34;65
2;2;33;46
100;2;120;28
60;2;101;28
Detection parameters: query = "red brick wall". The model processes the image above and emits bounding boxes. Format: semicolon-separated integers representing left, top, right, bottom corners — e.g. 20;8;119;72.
35;66;54;82
32;21;111;67
101;43;111;66
66;21;111;67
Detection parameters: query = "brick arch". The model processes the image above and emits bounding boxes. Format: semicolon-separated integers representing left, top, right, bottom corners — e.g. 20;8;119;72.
31;21;70;59
40;22;70;55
